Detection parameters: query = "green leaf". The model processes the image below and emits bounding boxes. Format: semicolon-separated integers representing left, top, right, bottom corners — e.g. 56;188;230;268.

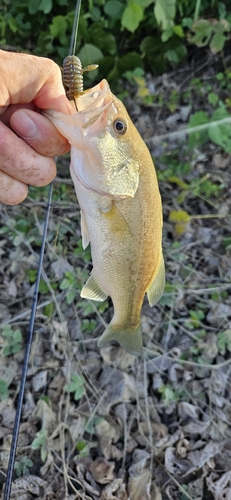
208;92;219;106
44;302;55;317
118;52;143;73
154;0;176;31
121;4;143;32
188;110;209;148
208;107;231;152
2;346;12;356
210;32;226;54
85;416;104;434
31;429;47;460
15;219;30;233
182;17;193;28
65;374;85;400
189;19;212;47
66;290;78;304
39;0;52;14
14;329;22;343
78;44;103;67
28;0;41;15
89;28;117;56
161;27;173;42
135;0;154;6
104;0;124;19
165;50;178;63
50;15;67;39
0;380;9;401
39;280;49;293
173;25;184;37
11;344;22;354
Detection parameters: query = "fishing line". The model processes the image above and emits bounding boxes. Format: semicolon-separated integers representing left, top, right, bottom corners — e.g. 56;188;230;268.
3;0;82;497
148;115;231;143
70;0;82;55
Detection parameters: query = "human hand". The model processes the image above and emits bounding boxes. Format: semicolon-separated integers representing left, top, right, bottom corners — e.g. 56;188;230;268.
0;50;74;205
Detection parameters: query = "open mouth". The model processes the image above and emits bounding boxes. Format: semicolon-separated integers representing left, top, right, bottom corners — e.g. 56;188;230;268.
75;79;112;130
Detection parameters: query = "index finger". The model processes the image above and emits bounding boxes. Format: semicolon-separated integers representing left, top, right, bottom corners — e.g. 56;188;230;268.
0;50;73;114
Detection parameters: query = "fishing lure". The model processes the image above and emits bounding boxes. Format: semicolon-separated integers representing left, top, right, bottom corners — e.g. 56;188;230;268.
62;54;98;101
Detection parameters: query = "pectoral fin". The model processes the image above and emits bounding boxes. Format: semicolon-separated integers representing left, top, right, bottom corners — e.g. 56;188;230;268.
81;272;108;301
147;251;165;306
80;210;90;249
101;203;130;243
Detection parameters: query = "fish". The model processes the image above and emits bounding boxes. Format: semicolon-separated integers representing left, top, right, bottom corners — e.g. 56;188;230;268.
44;79;165;356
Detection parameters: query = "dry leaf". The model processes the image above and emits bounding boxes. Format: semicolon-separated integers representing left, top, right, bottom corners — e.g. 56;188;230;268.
100;345;136;369
128;469;152;500
165;447;188;475
89;457;115;484
178;402;199;420
129;449;150;477
183;419;210;435
100;478;128;500
51;258;74;279
32;370;47;392
0;399;16;428
194;441;224;468
35;399;57;433
95;418;122;444
10;475;47;496
207;471;231;499
47;371;65;403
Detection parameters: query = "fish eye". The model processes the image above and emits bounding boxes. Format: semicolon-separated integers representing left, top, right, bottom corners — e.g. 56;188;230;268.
113;119;127;134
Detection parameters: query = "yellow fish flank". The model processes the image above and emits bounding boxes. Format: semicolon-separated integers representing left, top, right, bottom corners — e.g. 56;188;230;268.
45;80;165;356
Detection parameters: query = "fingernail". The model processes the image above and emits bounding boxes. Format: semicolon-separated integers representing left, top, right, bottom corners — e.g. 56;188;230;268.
11;111;38;138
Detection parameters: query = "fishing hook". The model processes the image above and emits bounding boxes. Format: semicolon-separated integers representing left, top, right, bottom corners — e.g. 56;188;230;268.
3;0;82;497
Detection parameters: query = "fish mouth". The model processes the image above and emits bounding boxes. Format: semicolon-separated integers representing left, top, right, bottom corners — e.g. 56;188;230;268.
75;79;112;132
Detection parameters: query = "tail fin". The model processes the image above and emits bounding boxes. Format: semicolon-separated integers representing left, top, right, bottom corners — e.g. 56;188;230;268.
98;323;143;356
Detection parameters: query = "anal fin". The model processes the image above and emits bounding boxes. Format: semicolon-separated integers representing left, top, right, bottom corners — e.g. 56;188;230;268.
81;272;108;302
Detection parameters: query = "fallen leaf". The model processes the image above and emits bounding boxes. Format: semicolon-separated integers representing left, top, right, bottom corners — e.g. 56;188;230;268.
89;457;115;484
101;478;128;499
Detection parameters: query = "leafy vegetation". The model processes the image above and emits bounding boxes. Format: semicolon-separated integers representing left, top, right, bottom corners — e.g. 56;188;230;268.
1;325;23;356
14;456;33;477
1;0;231;86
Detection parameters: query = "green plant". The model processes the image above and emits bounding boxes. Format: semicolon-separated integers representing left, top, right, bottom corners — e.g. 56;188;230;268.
184;309;205;329
31;429;48;462
75;439;97;458
65;373;85;400
217;329;231;355
14;456;33;477
1;325;23;356
0;380;10;401
1;0;230;90
59;270;81;304
158;383;189;404
188;105;231;153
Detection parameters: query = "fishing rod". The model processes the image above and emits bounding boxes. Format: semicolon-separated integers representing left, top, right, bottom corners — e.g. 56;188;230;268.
3;1;82;498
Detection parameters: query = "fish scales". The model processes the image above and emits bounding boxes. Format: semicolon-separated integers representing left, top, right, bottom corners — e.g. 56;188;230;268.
44;79;165;355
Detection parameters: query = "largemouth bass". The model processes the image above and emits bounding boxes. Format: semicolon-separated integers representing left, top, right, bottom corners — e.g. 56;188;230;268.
45;79;165;356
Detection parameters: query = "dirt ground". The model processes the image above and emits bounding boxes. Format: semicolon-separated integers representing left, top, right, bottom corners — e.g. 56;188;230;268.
1;51;231;499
